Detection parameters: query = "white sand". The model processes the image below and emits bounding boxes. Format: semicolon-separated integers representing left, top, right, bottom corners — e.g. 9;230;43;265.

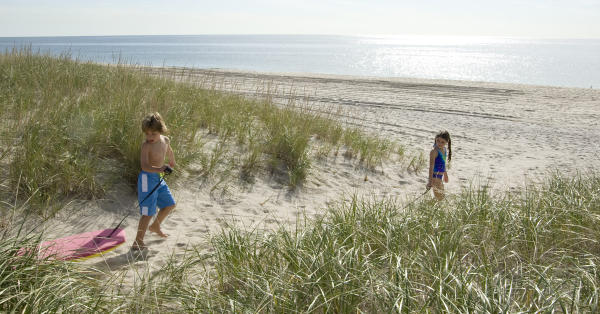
28;69;600;284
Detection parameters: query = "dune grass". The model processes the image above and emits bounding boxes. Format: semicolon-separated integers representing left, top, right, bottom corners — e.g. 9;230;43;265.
1;172;598;312
178;172;599;312
0;235;109;313
0;49;405;213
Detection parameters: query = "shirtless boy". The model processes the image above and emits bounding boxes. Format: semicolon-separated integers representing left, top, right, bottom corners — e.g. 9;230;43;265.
132;112;176;250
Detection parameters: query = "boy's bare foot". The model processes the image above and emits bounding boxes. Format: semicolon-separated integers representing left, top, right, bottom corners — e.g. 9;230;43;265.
131;241;147;250
148;224;169;238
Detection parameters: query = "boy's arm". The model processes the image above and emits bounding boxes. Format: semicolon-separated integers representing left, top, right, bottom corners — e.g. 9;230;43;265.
140;143;166;173
166;137;176;168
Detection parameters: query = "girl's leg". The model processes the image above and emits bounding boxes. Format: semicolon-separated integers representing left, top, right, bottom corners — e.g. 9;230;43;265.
431;178;444;200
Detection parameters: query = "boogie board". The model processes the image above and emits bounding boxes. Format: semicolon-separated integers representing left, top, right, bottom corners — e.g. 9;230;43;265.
35;228;126;261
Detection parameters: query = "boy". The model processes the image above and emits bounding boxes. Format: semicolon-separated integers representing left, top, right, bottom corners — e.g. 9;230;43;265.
132;112;177;250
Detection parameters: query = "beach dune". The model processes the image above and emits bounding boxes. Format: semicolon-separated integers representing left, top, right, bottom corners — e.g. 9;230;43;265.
34;68;600;284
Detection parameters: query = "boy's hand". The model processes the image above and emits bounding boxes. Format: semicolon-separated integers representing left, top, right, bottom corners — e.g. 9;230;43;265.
443;172;449;183
169;160;176;168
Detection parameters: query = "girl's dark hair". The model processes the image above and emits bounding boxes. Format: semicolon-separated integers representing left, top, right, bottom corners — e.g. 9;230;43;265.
142;112;168;134
435;130;452;162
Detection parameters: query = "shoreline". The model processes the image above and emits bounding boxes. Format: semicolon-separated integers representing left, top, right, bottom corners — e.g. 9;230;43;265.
138;64;597;90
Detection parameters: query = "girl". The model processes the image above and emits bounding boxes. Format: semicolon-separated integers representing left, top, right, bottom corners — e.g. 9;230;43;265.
427;131;452;200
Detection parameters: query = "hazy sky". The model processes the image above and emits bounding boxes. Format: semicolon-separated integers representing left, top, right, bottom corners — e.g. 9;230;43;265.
1;0;599;38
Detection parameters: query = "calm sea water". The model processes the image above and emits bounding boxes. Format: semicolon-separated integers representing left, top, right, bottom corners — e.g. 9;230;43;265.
1;35;599;88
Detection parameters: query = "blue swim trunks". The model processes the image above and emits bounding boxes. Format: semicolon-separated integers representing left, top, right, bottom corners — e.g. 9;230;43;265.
137;171;176;216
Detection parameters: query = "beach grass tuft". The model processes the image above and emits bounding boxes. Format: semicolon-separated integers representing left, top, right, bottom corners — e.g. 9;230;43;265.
0;49;404;212
0;226;111;312
176;172;599;312
1;168;598;312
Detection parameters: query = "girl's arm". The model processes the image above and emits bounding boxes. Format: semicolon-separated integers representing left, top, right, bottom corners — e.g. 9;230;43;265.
443;146;449;183
427;149;436;188
140;143;167;173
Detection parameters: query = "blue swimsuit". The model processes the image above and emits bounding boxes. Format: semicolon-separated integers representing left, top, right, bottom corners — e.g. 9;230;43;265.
432;147;447;179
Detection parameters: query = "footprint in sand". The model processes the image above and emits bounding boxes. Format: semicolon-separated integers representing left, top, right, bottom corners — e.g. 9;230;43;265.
163;221;176;228
170;216;184;223
245;208;259;215
215;218;228;227
153;260;166;268
128;248;157;261
146;238;166;245
194;228;209;235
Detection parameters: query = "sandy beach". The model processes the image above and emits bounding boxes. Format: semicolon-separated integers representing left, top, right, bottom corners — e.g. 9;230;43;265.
4;0;600;307
153;68;600;188
31;68;600;284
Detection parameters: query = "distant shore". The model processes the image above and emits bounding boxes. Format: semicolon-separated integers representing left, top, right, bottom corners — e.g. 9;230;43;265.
4;34;600;88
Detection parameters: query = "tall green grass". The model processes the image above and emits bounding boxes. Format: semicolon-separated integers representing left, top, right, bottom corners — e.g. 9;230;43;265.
0;236;110;312
181;172;599;312
1;49;402;212
1;172;598;312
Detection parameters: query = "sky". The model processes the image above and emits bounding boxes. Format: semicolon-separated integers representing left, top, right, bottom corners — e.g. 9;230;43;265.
1;0;599;38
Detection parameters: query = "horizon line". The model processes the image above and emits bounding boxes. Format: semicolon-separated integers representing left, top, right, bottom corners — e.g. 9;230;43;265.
1;33;600;40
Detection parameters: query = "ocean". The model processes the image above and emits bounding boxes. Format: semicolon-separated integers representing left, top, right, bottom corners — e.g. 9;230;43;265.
1;34;599;88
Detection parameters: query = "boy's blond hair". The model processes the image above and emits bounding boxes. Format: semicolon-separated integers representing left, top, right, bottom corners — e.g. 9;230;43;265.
142;112;168;134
